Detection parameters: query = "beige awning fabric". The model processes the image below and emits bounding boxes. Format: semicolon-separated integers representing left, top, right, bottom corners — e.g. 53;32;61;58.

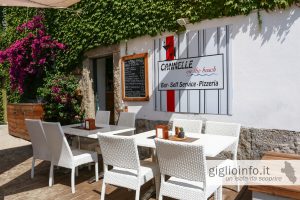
0;0;80;8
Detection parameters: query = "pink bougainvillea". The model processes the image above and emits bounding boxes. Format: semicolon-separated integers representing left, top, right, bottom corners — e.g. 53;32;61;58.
0;15;66;94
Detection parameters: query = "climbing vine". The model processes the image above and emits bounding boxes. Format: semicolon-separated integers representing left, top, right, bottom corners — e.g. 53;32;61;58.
0;0;298;120
1;0;298;71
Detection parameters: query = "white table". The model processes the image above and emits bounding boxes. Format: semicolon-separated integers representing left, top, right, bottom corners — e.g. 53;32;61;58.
134;130;237;157
62;123;135;139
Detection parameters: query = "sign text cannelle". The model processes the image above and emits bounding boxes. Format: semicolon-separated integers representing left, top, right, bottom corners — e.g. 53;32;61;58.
158;54;224;90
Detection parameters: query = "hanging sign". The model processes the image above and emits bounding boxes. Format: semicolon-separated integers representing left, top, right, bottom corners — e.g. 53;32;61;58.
158;54;224;90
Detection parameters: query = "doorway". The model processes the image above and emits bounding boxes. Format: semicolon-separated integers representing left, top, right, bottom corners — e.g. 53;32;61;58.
93;56;114;123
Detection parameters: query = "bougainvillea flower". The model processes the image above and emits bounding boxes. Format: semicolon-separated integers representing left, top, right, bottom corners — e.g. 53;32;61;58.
0;15;66;94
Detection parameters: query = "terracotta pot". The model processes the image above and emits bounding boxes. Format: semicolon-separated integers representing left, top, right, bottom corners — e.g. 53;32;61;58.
7;103;44;141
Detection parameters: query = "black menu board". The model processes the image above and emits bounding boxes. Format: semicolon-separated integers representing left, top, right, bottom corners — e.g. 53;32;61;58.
122;53;149;101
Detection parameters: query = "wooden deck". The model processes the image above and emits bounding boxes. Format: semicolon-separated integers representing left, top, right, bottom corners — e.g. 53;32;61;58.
0;129;252;200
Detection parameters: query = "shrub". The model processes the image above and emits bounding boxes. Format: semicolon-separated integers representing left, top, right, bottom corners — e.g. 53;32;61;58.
0;15;66;101
37;73;82;125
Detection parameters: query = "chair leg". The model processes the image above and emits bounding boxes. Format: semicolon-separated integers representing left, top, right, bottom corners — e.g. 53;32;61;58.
155;176;160;200
215;186;222;200
214;190;218;200
135;188;140;200
101;182;106;200
49;163;54;187
71;167;75;193
234;159;240;192
95;162;99;182
158;189;163;200
31;158;35;179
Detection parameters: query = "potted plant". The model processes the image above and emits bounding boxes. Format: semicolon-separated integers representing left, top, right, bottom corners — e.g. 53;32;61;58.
0;15;66;140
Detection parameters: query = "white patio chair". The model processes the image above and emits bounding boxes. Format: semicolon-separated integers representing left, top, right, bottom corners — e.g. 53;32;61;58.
79;110;111;155
95;110;110;126
205;121;241;191
117;112;136;136
172;118;203;133
98;134;159;200
155;138;222;200
204;121;241;160
42;122;98;193
25;119;51;179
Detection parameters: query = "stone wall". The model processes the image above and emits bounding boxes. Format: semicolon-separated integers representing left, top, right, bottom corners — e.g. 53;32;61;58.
239;128;300;160
79;59;95;118
135;119;300;160
80;44;121;121
112;52;122;123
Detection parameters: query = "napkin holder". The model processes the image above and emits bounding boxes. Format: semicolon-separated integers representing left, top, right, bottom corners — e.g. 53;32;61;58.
156;125;169;139
85;118;96;130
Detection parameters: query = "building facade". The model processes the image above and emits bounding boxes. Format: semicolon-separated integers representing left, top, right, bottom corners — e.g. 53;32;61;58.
81;6;300;159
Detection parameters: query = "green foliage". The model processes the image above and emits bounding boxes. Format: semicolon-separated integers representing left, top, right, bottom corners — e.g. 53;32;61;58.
0;0;297;111
1;0;297;73
37;73;82;125
0;64;6;122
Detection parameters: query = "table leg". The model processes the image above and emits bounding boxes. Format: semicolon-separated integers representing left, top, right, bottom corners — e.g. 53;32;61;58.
77;136;81;149
88;171;104;183
151;149;157;162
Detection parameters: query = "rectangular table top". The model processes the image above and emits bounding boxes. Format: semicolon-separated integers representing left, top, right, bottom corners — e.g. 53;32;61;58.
133;130;237;157
62;123;135;139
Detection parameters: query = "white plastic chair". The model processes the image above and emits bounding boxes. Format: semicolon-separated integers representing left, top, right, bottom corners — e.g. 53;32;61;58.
117;112;136;136
98;134;159;200
95;110;110;125
204;121;241;160
155;138;222;200
79;110;111;154
172;119;203;133
25;119;51;179
42;122;99;193
205;121;241;191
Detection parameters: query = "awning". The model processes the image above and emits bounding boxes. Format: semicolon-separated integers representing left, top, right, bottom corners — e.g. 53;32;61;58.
0;0;80;8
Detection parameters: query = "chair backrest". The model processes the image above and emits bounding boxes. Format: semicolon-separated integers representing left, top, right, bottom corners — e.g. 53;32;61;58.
205;121;241;159
96;110;110;125
117;112;136;135
155;138;207;183
25;119;51;161
42;122;74;167
98;134;140;170
172;119;203;133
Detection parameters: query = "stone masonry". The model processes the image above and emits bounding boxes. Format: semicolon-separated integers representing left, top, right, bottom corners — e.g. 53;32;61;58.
79;59;95;118
80;44;121;122
135;119;300;160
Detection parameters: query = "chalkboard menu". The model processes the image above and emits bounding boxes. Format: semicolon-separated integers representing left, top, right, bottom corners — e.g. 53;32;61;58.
122;53;149;101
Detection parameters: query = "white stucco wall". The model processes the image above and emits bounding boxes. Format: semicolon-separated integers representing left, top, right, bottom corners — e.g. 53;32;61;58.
120;6;300;131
